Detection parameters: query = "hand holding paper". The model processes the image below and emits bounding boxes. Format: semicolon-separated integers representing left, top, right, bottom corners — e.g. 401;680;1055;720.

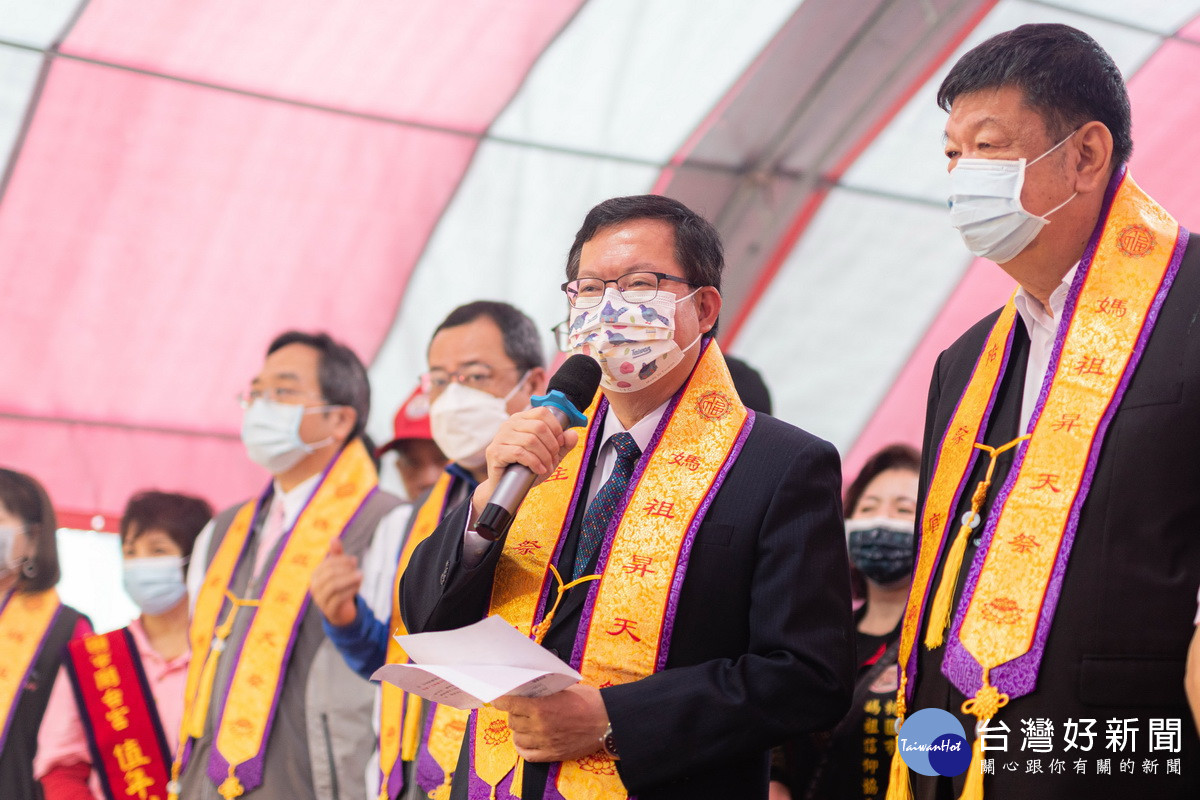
370;615;582;710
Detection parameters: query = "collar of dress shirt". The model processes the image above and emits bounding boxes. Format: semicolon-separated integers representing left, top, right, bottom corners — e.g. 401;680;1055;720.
1014;264;1078;337
598;399;670;455
270;471;322;528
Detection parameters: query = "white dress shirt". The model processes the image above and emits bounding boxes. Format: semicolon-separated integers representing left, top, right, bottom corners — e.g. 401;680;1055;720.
1013;265;1078;433
461;401;670;567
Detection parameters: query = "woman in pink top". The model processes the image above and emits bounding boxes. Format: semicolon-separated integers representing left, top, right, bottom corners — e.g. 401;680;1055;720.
36;490;211;800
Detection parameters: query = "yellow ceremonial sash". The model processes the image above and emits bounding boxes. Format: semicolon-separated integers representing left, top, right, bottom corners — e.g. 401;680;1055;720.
887;168;1185;800
0;588;61;750
171;439;378;800
378;470;470;800
473;341;751;800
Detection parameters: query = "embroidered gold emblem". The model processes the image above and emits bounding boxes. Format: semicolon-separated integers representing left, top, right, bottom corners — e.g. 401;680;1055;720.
1117;224;1155;257
696;390;732;420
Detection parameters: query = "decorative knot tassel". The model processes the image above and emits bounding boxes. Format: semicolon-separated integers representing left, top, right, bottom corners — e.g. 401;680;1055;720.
924;513;975;649
884;743;913;800
958;735;985;800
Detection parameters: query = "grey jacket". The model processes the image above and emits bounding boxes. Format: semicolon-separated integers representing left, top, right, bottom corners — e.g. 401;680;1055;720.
178;487;401;800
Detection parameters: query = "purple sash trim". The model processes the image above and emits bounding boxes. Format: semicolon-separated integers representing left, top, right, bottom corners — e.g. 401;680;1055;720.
0;591;62;753
207;448;378;790
941;166;1187;699
902;320;1019;702
414;701;441;793
657;409;755;673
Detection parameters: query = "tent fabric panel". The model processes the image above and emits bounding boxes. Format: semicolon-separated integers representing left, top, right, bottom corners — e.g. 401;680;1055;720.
731;189;970;450
1048;0;1200;34
840;0;1162;205
0;0;84;48
60;0;583;131
367;141;658;441
0;417;266;532
489;0;803;163
0;45;44;171
0;58;475;434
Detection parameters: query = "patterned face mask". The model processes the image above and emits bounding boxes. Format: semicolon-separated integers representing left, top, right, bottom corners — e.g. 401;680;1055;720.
567;287;700;393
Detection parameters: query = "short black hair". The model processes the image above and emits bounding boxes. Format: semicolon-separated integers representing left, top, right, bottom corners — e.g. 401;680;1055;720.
431;301;545;372
0;468;60;592
120;490;213;560
268;331;371;443
844;443;921;520
938;23;1132;168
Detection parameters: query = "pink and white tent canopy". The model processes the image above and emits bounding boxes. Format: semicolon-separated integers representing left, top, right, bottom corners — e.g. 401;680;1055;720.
3;0;1200;528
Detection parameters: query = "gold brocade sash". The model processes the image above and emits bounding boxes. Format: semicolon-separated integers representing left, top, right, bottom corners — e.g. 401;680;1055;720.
887;168;1186;800
0;588;61;750
171;439;378;799
377;470;470;800
472;341;750;800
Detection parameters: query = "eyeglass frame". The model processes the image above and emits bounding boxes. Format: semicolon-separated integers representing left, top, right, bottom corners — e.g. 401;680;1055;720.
422;364;522;396
560;270;706;309
235;387;331;409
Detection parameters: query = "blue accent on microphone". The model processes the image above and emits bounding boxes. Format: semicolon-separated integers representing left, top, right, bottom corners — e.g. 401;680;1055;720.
531;389;587;428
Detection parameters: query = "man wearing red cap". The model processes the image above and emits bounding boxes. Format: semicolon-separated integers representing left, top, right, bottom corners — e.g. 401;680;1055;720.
376;384;448;502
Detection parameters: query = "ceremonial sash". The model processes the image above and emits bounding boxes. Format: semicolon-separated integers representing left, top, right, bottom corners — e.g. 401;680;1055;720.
469;341;753;800
0;588;62;753
66;628;172;800
171;439;379;800
378;470;471;800
887;167;1186;800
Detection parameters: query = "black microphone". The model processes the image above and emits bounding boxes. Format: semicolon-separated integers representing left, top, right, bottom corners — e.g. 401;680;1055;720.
475;354;602;541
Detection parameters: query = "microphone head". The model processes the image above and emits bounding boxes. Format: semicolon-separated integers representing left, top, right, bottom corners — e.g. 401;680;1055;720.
548;354;602;413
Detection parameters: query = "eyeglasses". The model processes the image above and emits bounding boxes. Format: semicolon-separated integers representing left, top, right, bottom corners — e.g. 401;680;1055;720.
561;271;704;309
550;320;571;353
423;366;519;395
235;387;327;408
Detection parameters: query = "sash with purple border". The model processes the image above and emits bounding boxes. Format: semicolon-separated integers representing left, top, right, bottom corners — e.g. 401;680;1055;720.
66;628;172;800
468;340;753;800
0;588;62;753
887;167;1186;799
170;439;378;799
377;469;471;800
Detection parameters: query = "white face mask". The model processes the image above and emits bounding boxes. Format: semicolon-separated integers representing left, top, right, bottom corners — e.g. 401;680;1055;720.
948;130;1078;264
241;399;336;474
428;374;528;468
566;287;701;393
122;556;188;615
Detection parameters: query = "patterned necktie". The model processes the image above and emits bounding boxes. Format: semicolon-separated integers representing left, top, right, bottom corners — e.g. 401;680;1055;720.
573;432;642;580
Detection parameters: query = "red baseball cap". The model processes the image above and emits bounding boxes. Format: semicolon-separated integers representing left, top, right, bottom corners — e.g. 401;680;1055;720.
376;383;434;456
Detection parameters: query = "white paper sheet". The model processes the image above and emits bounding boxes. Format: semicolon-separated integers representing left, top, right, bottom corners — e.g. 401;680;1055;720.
370;615;582;710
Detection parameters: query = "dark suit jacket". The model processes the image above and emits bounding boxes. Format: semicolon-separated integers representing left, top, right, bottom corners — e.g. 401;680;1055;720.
909;238;1200;799
401;409;855;800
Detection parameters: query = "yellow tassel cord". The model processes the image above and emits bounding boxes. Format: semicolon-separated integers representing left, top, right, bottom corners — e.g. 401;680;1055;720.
511;758;526;799
400;693;423;762
884;681;912;800
924;436;1028;649
959;671;1009;800
170;592;260;799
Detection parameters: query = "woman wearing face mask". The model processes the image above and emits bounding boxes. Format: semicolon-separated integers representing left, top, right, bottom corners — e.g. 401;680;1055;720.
771;444;920;800
0;468;91;799
35;490;211;800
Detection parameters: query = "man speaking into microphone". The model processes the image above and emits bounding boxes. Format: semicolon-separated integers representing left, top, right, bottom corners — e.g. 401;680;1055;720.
400;195;854;800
